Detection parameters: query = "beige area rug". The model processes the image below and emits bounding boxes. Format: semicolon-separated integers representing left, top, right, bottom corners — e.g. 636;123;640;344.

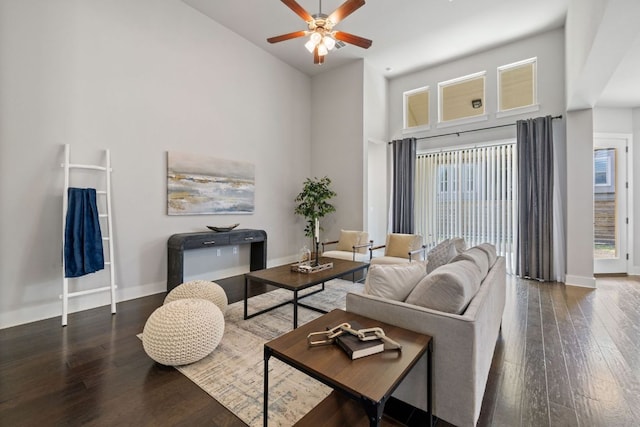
167;279;363;427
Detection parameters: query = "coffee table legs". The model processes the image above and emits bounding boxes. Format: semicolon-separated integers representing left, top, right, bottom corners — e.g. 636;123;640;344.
244;278;328;329
293;290;298;328
427;340;434;426
361;398;384;426
264;346;271;427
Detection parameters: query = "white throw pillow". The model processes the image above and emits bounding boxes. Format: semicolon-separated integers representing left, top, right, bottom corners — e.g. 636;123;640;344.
426;239;456;273
364;261;427;301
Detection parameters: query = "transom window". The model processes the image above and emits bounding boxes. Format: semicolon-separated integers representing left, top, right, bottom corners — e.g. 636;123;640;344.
497;58;537;113
403;86;430;131
438;72;486;124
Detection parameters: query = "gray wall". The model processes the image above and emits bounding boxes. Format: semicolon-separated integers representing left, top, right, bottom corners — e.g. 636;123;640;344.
309;61;365;243
565;109;596;286
308;60;388;248
0;0;312;328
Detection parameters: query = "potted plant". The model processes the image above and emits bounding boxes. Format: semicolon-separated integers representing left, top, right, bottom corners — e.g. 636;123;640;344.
294;176;336;247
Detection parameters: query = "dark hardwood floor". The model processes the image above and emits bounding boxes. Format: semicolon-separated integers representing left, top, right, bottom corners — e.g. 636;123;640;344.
1;275;639;426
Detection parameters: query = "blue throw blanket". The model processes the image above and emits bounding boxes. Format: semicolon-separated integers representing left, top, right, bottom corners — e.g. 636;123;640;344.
64;188;105;277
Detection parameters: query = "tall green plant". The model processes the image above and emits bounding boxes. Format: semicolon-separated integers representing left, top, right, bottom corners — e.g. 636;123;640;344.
294;176;337;240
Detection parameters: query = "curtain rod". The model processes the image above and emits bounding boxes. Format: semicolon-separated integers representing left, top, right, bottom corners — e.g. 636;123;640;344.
391;115;563;142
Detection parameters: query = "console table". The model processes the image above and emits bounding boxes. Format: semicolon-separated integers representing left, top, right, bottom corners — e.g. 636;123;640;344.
167;229;267;292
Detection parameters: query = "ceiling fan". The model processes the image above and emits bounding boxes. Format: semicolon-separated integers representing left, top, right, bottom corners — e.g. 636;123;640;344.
267;0;372;65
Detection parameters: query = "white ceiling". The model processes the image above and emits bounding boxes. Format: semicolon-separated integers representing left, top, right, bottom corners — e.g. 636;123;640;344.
182;0;640;108
597;31;640;108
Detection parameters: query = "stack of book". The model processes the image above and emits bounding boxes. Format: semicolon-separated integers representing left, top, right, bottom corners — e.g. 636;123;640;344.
335;321;384;360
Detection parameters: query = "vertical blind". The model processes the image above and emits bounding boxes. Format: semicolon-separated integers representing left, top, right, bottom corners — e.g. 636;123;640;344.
415;142;517;272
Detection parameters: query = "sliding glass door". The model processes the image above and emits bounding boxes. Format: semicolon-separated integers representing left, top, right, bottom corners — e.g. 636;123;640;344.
415;141;518;272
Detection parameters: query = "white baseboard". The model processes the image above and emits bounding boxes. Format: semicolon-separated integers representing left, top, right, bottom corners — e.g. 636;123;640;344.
629;265;640;276
565;274;596;288
0;280;165;330
1;255;303;330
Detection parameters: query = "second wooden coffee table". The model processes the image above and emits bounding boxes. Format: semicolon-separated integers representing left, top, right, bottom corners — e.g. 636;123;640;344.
263;309;433;426
244;257;369;329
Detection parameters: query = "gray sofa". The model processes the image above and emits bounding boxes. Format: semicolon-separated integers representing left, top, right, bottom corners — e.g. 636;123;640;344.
345;244;506;427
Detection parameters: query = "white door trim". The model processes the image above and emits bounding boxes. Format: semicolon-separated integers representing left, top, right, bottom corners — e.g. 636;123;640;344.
593;133;633;274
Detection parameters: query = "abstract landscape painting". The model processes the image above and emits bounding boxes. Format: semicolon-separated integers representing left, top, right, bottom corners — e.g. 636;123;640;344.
167;151;255;215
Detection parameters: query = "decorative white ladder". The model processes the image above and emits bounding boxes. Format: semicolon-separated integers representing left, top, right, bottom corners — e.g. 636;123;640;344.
60;144;117;326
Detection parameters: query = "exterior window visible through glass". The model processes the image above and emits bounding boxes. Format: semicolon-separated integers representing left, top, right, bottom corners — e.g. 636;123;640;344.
594;150;612;186
594;148;617;259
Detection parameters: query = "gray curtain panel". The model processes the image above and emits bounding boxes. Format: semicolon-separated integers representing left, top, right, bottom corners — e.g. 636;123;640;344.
391;137;416;233
516;116;554;281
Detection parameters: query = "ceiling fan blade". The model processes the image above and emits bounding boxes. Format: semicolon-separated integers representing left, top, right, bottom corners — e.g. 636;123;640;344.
327;0;365;25
334;31;372;49
281;0;313;22
267;30;307;44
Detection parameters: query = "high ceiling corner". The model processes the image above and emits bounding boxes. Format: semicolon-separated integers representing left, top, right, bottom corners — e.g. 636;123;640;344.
181;0;567;78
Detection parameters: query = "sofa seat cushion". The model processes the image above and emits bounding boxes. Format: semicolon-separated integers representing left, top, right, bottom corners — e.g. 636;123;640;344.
364;261;427;301
406;259;482;314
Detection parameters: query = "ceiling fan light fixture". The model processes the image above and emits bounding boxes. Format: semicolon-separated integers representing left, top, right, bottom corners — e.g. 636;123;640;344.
323;35;336;50
267;0;372;65
305;39;317;53
310;31;322;44
317;43;329;56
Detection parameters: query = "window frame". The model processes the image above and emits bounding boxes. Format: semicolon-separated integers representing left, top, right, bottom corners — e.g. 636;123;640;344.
402;86;431;133
496;57;539;118
594;149;613;188
437;71;488;128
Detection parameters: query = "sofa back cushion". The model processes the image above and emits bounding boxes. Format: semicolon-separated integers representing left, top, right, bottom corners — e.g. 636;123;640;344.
405;259;482;314
364;261;427;302
336;230;369;253
451;237;467;254
451;247;489;278
477;242;497;267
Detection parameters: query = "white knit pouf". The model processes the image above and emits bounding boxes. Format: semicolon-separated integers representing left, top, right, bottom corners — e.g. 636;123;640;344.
164;280;228;314
142;298;225;366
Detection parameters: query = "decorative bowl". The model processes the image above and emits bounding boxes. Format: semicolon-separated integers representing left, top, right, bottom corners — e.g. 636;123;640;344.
207;223;239;232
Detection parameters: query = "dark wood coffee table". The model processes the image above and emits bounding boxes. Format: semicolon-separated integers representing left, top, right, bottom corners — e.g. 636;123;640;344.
263;309;433;427
244;257;368;329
